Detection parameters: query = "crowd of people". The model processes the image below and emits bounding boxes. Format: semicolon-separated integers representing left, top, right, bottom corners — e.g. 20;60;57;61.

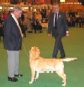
67;12;84;28
0;6;84;41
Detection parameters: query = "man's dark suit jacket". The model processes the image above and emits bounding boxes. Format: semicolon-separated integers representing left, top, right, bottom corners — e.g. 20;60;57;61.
3;15;22;50
48;11;68;37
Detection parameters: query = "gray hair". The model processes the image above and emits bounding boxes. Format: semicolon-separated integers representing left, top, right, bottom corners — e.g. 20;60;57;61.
12;6;22;12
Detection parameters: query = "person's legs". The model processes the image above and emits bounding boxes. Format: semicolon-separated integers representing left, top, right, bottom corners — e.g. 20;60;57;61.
14;51;23;77
14;51;19;75
52;35;65;58
52;36;60;58
7;50;15;77
59;38;65;58
7;50;18;82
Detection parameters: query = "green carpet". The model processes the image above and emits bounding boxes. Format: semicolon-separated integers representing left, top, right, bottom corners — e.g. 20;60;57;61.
0;27;84;87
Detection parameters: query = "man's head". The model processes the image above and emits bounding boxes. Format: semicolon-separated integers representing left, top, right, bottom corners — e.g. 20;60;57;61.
52;3;60;13
12;6;22;19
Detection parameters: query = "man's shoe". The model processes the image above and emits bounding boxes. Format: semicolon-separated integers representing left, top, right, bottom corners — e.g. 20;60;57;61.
60;56;65;58
14;74;23;78
8;77;18;82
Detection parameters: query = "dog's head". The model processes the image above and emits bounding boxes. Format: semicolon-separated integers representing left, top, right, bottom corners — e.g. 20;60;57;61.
29;46;40;59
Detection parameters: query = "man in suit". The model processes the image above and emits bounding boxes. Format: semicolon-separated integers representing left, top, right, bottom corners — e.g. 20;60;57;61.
3;6;23;82
48;3;69;58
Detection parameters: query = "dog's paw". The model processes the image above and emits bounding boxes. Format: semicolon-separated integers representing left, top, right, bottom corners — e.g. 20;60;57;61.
29;81;33;84
62;83;66;87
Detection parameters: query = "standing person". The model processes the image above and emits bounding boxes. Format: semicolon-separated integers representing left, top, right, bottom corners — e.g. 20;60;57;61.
48;3;69;58
3;6;23;82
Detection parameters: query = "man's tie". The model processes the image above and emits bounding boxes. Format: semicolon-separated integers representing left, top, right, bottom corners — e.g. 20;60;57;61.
53;13;57;27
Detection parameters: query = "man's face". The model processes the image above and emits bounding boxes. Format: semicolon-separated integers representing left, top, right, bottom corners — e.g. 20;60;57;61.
52;4;59;13
14;10;22;19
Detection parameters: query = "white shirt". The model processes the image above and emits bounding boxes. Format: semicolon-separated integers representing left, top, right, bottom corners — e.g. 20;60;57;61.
11;13;23;38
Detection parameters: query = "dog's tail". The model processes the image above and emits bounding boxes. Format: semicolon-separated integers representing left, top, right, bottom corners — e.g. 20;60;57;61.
62;58;77;62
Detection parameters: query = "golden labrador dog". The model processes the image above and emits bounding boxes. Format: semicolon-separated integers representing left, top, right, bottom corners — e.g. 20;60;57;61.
29;46;77;86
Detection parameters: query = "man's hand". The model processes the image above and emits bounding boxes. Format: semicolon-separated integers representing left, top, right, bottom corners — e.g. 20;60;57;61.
66;31;69;36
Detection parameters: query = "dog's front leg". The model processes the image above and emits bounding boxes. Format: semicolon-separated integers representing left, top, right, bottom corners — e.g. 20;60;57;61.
29;69;35;84
35;71;39;80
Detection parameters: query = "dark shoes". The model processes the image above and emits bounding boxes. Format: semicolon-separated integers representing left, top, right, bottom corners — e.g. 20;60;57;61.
60;55;65;58
8;74;23;82
14;74;23;77
60;56;65;58
8;77;18;82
